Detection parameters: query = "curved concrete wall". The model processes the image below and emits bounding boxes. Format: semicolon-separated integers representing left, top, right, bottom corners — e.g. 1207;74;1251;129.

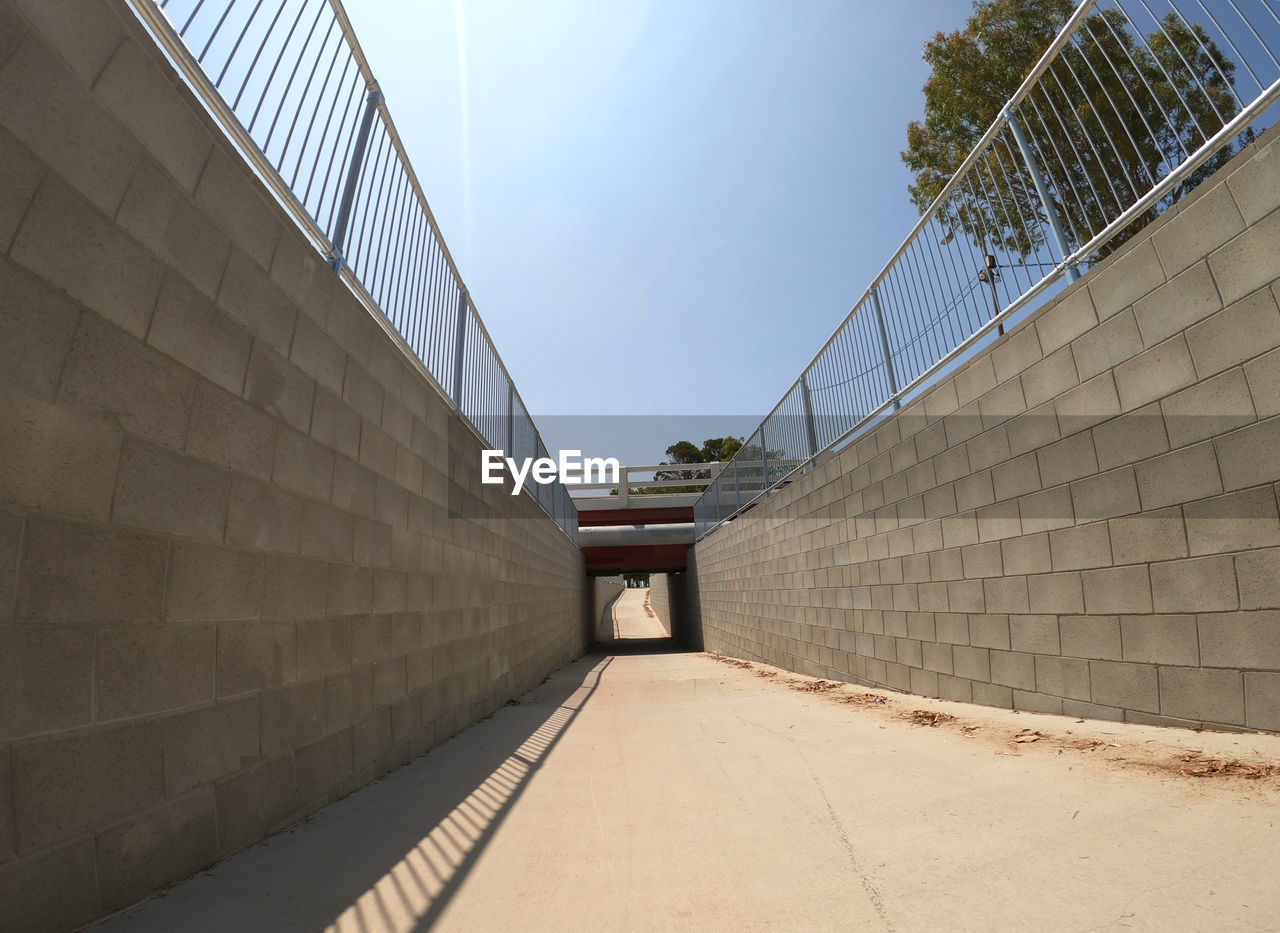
0;2;588;929
593;580;625;639
649;577;674;636
694;121;1280;734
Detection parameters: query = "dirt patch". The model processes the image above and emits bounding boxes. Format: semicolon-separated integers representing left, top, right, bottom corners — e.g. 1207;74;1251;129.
700;652;1280;788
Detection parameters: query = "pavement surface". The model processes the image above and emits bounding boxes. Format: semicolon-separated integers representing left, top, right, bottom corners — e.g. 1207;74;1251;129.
598;587;670;642
95;596;1280;932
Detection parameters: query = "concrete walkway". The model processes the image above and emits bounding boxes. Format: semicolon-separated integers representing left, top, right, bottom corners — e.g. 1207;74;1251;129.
598;587;670;642
95;645;1280;932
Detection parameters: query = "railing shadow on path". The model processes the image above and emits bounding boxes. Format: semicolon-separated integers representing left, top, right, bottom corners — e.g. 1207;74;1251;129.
93;656;613;933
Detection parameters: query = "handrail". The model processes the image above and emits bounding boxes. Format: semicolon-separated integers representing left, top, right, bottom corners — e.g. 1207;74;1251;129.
695;0;1280;540
126;0;579;543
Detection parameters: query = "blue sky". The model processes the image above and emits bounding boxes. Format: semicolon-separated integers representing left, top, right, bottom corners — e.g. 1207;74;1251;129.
340;0;975;463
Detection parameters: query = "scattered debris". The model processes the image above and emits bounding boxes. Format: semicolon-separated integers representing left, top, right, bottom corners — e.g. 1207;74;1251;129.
1013;729;1044;743
961;725;980;736
905;709;957;727
1176;754;1279;779
793;679;844;693
836;693;890;706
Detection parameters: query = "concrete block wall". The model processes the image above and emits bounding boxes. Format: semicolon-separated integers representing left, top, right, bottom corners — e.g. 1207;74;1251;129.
693;120;1280;734
0;2;588;929
648;577;674;636
593;580;625;638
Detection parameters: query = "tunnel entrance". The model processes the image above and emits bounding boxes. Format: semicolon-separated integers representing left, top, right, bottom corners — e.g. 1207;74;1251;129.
594;587;681;654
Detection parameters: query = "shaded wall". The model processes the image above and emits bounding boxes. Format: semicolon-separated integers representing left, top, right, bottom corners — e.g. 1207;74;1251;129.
649;578;673;636
694;122;1280;732
0;2;588;929
593;580;625;639
651;568;702;649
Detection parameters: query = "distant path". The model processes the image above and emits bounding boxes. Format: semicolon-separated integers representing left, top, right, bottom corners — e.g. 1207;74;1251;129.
95;650;1280;932
598;587;668;641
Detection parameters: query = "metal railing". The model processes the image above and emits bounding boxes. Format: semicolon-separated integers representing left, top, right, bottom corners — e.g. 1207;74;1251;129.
126;0;579;543
695;0;1280;539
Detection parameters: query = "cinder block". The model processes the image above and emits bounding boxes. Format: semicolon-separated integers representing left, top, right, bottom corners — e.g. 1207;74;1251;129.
213;754;297;854
93;38;212;193
332;456;377;517
956;358;997;411
992;452;1040;502
17;516;165;622
1009;614;1059;654
185;380;276;481
272;427;334;503
373;657;408;706
975;499;1021;542
1208;208;1280;305
983;577;1029;614
95;789;219;914
961;541;1002;579
1070;467;1139;522
0;31;139;216
1037;432;1097;489
1001;533;1049;576
1153;181;1246;278
1035;287;1097;356
946;579;985;613
0;253;80;400
1089;659;1159;713
12;720;162;854
0;626;93;740
351;617;391;666
1108;507;1188;564
1214;416;1280;492
1244;672;1280;731
1198;611;1280;669
1019;486;1074;534
162;697;259;796
57;311;196;449
215;621;295;698
1159;667;1244;724
1034;655;1090;700
1132;261;1223;348
968;613;1010;650
952;645;989;681
352;708;393;768
1049;523;1111;571
1150;555;1238;613
297;617;352;680
1120;614;1199;666
310;387;361;462
259;680;325;757
217;248;297;356
0;509;17;620
10;0;127;86
261;555;327;620
1059;615;1121;660
325;672;355;731
243;340;315;435
992;326;1043;382
989;650;1035;690
167;540;263;622
0;839;101;933
1245;347;1280;418
1238;546;1280;609
112;438;229;541
1082;565;1152;614
326;565;373;616
1161;368;1257;451
96;623;215;719
1183;486;1280;556
1021;345;1079;409
290;314;346;397
295;731;352;804
941;512;978;549
194;148;280;271
1055;372;1121;437
1135;441;1223;510
225;476;303;554
1085;239;1166;320
359;420;399;479
1092;402;1169;471
1071;308;1142;381
1114;335;1197;411
343;358;384;425
1186;288;1280;379
0;391;121;522
147;273;251;395
1226;137;1280;225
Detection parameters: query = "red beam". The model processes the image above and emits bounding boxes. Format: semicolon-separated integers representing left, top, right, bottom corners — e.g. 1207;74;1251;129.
583;543;690;574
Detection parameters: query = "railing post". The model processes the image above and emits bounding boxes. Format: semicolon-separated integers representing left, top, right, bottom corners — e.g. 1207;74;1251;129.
506;382;514;454
450;289;469;409
328;85;382;272
618;466;629;508
869;287;901;410
799;374;820;464
1006;106;1079;283
759;429;770;498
